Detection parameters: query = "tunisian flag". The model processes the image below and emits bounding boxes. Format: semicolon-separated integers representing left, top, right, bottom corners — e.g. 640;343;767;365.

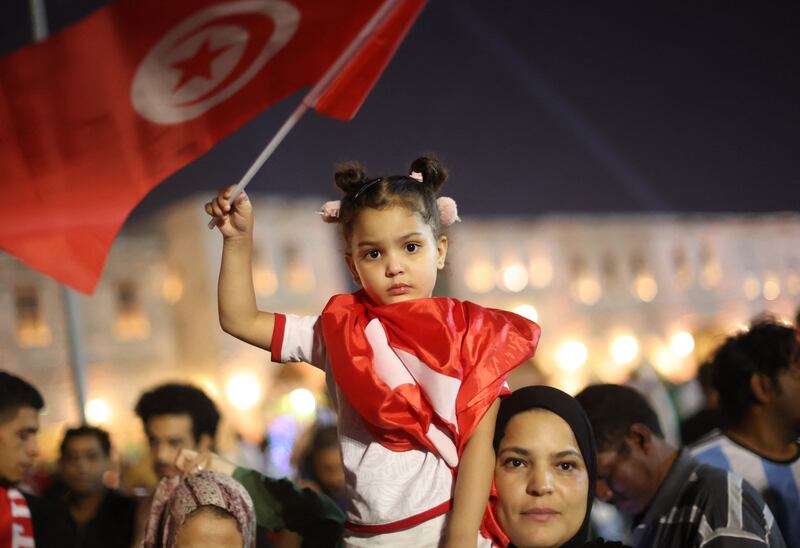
320;291;541;467
0;0;425;293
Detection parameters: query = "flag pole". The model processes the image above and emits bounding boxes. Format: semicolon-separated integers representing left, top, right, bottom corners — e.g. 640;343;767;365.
208;0;402;228
28;0;48;43
30;0;89;424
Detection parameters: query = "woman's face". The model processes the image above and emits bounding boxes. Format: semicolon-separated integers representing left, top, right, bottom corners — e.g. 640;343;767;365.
495;409;589;548
175;507;244;548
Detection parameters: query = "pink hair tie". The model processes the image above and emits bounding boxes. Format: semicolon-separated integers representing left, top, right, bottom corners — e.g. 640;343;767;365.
437;196;460;227
407;171;460;226
316;173;461;226
317;200;341;223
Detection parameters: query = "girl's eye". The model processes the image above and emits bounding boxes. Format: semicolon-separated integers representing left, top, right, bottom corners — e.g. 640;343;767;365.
405;243;419;253
503;458;525;469
365;250;381;259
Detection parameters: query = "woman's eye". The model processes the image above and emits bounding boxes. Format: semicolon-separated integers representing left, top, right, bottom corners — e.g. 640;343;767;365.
504;458;525;468
405;243;419;253
558;462;577;472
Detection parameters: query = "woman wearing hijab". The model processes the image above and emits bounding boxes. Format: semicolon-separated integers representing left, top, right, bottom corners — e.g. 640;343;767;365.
142;470;256;548
481;385;627;548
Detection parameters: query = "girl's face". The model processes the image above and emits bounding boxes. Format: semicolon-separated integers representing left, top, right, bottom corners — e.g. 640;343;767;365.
345;205;447;306
495;409;589;548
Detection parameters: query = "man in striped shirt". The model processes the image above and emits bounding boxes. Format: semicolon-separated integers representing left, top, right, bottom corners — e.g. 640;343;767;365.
691;319;800;547
576;384;785;548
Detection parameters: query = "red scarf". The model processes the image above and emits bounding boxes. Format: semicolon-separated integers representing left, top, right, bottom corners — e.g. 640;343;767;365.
321;291;540;466
0;485;35;548
480;481;510;547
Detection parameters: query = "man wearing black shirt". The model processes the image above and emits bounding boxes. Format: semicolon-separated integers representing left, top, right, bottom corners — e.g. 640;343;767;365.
47;426;136;547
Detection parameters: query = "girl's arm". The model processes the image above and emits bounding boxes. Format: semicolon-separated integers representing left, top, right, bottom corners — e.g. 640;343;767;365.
206;186;275;350
443;399;500;548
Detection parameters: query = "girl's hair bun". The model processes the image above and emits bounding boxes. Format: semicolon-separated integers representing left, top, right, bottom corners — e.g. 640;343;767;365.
333;162;367;194
334;161;369;195
409;156;447;193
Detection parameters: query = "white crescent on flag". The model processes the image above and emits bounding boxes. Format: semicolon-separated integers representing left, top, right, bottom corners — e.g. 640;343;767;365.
131;0;300;124
365;318;461;467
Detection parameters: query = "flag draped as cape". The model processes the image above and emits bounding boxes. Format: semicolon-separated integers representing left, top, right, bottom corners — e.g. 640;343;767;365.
321;291;540;466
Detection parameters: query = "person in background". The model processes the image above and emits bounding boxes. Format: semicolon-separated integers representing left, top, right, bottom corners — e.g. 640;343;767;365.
132;382;221;545
576;383;785;548
481;385;627;547
177;448;344;547
134;383;220;480
143;470;256;548
679;360;722;446
0;371;69;547
298;425;346;512
691;319;800;547
46;425;136;547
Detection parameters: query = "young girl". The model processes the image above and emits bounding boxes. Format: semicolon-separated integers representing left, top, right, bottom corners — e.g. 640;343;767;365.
205;157;541;547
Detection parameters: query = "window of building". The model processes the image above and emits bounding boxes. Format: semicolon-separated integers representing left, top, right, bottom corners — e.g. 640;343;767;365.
15;286;51;348
114;281;150;341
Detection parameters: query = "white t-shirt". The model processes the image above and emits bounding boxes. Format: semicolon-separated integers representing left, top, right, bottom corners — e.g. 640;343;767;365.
272;313;455;533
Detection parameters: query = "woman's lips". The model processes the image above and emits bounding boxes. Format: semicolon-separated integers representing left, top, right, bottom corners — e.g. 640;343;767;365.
521;507;560;522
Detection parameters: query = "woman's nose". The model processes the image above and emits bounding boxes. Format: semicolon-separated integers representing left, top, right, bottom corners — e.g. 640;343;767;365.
527;466;554;496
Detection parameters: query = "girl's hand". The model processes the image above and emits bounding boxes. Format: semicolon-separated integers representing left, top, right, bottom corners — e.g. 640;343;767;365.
205;185;253;240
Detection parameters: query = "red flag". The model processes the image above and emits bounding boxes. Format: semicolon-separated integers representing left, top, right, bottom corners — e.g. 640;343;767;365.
320;291;540;464
0;0;425;293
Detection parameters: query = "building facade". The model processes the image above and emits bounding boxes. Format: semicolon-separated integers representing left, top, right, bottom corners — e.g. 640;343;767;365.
2;198;798;461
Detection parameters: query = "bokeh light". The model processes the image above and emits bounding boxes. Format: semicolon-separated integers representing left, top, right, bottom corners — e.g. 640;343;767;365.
669;331;695;358
288;388;316;417
610;335;639;365
501;264;528;293
633;274;658;302
762;273;780;301
575;276;601;305
743;273;760;301
555;340;588;371
254;266;278;297
161;273;184;304
528;256;553;289
226;372;261;411
700;262;722;289
464;260;495;293
86;398;111;425
513;304;539;323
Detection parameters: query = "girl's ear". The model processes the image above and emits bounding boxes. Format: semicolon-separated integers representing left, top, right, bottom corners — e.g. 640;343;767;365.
436;236;448;270
345;254;362;285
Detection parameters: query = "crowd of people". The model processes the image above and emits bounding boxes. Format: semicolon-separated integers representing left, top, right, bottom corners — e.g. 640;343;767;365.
2;157;798;547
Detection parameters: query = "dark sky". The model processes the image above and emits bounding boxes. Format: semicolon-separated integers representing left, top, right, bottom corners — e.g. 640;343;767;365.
4;1;800;217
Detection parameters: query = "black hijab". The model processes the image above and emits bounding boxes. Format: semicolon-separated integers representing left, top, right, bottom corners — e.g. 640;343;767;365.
493;385;598;548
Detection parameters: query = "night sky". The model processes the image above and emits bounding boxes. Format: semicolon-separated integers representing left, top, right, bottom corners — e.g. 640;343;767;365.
4;1;799;218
